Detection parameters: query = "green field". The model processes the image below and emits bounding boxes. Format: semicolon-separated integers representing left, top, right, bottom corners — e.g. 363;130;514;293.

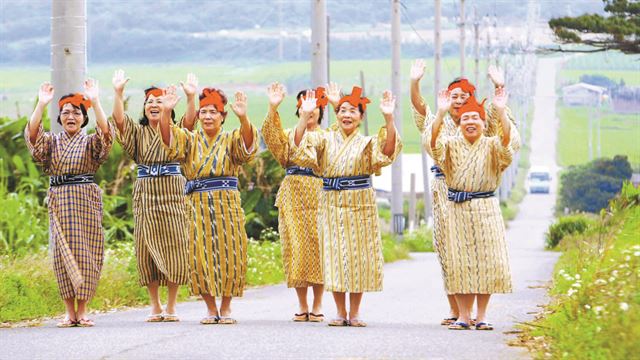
558;52;640;86
0;58;489;153
557;105;640;169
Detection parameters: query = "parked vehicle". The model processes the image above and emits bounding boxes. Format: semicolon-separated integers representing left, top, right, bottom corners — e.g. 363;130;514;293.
527;166;551;194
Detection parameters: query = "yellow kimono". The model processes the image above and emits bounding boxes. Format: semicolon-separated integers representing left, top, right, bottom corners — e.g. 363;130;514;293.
164;124;258;297
261;109;323;288
290;127;402;293
427;125;515;294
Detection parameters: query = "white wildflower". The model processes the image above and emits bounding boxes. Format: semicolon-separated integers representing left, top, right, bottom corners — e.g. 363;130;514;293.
594;306;604;314
620;302;629;312
584;304;591;310
634;251;640;257
575;274;581;279
572;283;582;288
567;288;578;297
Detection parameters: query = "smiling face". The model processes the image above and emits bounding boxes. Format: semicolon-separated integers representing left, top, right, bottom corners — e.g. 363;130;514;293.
449;88;471;119
336;102;362;135
459;111;485;143
59;103;84;135
198;104;225;134
144;94;163;125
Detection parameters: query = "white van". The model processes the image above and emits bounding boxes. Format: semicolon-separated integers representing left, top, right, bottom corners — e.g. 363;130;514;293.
527;166;551;194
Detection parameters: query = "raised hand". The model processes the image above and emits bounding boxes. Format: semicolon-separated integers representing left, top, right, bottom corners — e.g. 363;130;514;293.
37;82;55;105
299;90;317;117
326;82;341;107
180;73;198;97
161;85;180;111
436;89;451;113
84;78;100;102
267;82;286;108
380;90;396;118
231;91;248;119
488;64;505;88
492;87;509;111
112;69;130;94
410;59;426;82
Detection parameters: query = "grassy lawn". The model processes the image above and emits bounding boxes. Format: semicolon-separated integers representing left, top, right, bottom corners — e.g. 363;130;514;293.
557;105;640;169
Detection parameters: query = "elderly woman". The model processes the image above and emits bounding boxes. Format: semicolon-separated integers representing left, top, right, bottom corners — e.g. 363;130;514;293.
427;90;517;330
410;60;519;326
111;70;199;322
291;86;401;327
158;87;258;325
25;80;114;327
261;83;327;322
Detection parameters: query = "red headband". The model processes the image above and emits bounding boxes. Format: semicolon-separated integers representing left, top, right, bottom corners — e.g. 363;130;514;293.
458;96;487;120
448;78;476;95
145;87;165;99
337;86;371;112
58;93;91;110
296;87;329;109
199;88;226;112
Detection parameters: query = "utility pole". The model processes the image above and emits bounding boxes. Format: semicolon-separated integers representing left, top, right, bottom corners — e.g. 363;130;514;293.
391;0;403;235
459;0;465;76
51;0;87;133
360;70;369;136
311;0;328;128
278;0;284;61
473;6;480;86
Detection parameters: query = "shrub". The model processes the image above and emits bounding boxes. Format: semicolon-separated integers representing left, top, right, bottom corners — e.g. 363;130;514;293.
402;226;434;252
546;214;592;249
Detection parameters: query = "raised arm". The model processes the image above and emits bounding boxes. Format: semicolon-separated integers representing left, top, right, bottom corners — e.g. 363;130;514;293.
294;90;317;146
180;73;198;131
380;90;398;157
28;82;54;145
84;78;109;139
111;69;129;134
492;88;511;147
325;82;341;113
430;89;451;150
159;86;180;147
410;59;427;116
230;91;254;150
261;82;290;165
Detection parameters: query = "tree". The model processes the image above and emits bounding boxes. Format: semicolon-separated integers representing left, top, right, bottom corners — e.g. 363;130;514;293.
548;0;640;54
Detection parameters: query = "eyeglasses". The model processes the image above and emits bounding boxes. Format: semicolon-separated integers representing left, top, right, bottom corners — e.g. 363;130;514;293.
60;110;83;118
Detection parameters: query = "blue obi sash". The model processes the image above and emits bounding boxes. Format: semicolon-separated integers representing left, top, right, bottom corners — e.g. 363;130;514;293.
322;175;372;191
447;188;495;203
185;176;239;195
49;174;95;187
285;166;317;177
430;165;445;179
137;162;182;178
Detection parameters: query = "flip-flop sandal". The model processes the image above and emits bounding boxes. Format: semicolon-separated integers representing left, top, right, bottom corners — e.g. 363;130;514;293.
218;317;237;325
348;319;367;327
146;314;164;322
448;321;471;330
162;313;180;322
440;317;458;326
56;318;77;328
309;313;325;322
475;321;494;330
77;318;95;327
293;312;309;322
328;318;348;327
470;318;477;326
200;315;220;325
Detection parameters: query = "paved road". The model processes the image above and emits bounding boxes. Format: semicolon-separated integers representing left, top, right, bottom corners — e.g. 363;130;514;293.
0;58;563;360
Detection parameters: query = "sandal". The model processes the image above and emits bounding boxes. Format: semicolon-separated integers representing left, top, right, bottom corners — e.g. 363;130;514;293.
218;317;237;325
77;318;95;327
200;315;220;325
328;317;348;327
146;314;164;322
440;317;458;326
162;313;180;322
348;318;367;327
309;313;325;322
475;321;494;330
448;321;471;330
56;318;77;328
293;312;309;322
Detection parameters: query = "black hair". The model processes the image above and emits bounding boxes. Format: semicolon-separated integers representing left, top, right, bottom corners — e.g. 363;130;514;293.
198;88;228;125
57;94;89;128
295;90;324;124
139;86;175;125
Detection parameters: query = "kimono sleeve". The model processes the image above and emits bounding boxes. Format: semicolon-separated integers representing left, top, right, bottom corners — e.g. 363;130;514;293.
260;109;290;167
486;104;521;152
229;123;259;165
425;121;452;167
369;125;402;174
23;122;53;169
163;124;194;162
491;134;514;173
288;129;326;170
88;121;116;164
113;113;140;160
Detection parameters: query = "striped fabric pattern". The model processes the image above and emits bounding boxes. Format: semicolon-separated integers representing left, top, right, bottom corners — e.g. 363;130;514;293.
115;114;190;286
24;122;114;300
429;129;516;294
261;110;323;288
164;123;258;297
290;126;402;293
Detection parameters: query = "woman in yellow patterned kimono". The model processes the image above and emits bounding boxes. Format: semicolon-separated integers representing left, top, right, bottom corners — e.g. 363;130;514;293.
291;86;402;327
427;90;517;331
159;87;258;325
410;59;520;326
25;80;113;327
111;70;198;322
261;83;327;322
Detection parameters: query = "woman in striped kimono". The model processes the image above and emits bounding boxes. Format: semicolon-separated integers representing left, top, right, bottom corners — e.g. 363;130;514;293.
261;83;326;322
427;91;517;331
159;87;258;325
111;70;197;322
291;86;401;327
410;59;519;326
25;80;113;327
